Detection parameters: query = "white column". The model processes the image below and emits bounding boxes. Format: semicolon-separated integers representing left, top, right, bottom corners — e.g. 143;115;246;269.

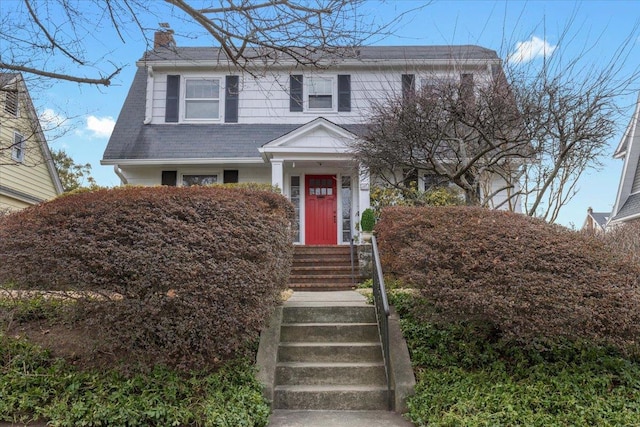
358;164;371;214
271;159;284;192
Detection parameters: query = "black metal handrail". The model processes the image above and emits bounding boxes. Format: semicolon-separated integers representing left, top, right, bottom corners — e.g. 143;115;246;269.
371;235;392;411
350;236;356;286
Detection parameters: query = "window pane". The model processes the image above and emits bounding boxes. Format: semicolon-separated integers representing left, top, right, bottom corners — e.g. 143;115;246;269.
308;77;332;95
182;175;218;186
186;100;219;119
341;176;352;242
290;176;301;242
186;79;219;99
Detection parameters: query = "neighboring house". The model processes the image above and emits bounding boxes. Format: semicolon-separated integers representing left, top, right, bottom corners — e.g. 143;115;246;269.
610;92;640;225
102;31;517;245
582;207;609;234
0;73;63;211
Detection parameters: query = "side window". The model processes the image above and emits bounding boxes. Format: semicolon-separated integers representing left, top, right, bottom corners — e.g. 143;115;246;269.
184;78;220;120
11;132;25;163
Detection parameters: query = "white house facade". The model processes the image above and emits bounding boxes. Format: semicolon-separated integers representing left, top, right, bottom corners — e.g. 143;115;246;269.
102;34;512;245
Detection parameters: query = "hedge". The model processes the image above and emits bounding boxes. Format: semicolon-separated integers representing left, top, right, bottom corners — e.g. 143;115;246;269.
376;206;640;350
0;186;295;370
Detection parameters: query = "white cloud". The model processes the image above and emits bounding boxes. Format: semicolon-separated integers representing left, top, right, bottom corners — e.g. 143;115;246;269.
86;115;115;138
39;108;68;130
509;36;556;64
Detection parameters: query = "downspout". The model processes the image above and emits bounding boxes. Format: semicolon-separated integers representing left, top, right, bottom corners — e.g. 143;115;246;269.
113;165;128;185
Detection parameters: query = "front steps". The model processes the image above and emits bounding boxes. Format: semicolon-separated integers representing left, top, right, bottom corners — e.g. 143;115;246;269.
289;245;359;290
272;296;390;410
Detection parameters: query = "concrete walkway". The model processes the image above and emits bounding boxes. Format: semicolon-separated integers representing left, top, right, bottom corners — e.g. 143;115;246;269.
267;291;415;427
268;409;415;427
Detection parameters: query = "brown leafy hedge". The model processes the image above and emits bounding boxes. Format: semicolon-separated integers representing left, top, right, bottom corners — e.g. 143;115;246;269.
377;206;640;350
0;186;295;369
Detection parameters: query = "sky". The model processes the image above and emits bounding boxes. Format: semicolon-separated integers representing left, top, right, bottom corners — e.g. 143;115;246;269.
21;0;640;228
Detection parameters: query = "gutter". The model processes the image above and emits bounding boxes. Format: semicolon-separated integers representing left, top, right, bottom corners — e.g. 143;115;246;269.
113;165;128;185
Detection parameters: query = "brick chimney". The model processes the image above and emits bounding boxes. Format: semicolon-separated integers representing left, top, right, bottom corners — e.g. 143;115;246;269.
154;29;176;49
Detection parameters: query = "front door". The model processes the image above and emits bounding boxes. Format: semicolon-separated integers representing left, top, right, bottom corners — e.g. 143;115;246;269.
305;175;337;245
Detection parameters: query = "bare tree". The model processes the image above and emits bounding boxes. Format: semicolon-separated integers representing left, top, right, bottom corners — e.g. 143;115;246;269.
354;27;640;221
354;70;530;207
0;0;422;87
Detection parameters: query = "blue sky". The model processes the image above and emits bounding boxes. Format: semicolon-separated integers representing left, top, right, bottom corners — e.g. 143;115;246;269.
33;0;640;228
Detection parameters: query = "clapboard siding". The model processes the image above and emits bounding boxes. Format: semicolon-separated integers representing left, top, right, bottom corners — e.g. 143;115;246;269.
148;67;492;125
120;165;271;186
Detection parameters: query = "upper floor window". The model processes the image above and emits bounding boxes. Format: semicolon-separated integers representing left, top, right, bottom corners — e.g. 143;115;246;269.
307;77;334;110
5;90;19;117
11;132;25;163
290;75;350;113
184;78;220;120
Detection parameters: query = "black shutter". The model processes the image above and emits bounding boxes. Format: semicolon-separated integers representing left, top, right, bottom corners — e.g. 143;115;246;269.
165;75;180;122
225;75;239;123
161;171;177;186
290;75;303;112
223;170;239;184
337;74;351;112
402;74;415;100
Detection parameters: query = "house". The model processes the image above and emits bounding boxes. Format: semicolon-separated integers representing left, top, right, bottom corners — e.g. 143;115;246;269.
102;31;516;245
582;207;609;234
0;73;63;211
610;92;640;225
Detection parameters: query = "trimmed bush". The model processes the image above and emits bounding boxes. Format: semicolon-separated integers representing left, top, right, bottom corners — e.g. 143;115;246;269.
0;186;295;369
601;219;640;264
376;206;640;350
360;208;375;232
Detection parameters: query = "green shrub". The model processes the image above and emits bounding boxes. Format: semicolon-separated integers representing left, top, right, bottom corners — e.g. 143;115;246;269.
377;206;640;350
370;185;462;219
360;208;375;232
0;335;269;426
0;186;295;370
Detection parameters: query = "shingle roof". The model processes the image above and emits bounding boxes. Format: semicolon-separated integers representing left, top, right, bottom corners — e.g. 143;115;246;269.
102;68;367;161
589;211;610;228
141;45;499;63
613;193;640;221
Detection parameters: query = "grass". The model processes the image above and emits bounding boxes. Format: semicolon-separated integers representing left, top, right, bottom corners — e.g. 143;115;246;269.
389;291;640;427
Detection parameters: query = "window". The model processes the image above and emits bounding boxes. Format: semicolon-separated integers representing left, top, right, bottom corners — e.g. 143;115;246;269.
5;90;18;117
184;78;220;119
11;132;25;163
341;176;352;243
307;77;333;109
182;174;217;186
290;176;300;242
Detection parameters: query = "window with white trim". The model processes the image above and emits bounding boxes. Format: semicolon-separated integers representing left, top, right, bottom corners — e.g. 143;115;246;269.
306;76;334;110
184;78;220;120
182;174;218;186
11;132;25;163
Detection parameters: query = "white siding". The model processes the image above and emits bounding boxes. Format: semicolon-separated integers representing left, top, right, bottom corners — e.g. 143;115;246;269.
149;66;492;125
120;165;271;186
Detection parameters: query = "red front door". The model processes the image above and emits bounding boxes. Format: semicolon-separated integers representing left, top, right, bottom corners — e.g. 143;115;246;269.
305;175;337;245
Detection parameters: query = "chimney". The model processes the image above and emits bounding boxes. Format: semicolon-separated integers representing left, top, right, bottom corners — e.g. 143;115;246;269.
154;23;176;49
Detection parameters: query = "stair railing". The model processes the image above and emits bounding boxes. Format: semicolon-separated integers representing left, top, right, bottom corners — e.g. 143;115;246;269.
350;236;356;286
371;235;392;411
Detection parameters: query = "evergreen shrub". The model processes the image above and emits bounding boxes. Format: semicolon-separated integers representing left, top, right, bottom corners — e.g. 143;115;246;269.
0;186;295;369
377;206;640;350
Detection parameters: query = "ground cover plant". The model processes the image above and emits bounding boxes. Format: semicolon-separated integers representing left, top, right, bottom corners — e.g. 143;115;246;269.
389;292;640;426
0;185;294;370
0;334;269;427
377;206;640;350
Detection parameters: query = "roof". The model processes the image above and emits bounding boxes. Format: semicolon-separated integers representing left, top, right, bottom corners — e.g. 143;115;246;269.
589;211;610;227
102;68;367;162
140;45;500;65
612;193;640;221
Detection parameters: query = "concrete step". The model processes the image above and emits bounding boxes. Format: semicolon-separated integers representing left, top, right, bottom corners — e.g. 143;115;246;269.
278;342;383;363
288;283;356;291
280;323;379;343
276;362;387;386
289;274;355;284
282;306;376;324
273;385;389;410
291;265;355;275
